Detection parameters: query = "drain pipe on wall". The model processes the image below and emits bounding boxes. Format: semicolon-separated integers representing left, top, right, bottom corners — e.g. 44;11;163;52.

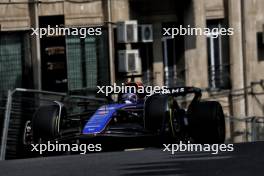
107;0;116;85
30;0;42;90
241;0;249;117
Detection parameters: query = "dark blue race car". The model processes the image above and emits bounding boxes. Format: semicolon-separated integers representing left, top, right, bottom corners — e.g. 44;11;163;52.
23;85;226;152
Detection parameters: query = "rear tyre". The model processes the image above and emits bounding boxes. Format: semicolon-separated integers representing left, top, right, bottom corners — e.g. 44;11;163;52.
188;101;225;144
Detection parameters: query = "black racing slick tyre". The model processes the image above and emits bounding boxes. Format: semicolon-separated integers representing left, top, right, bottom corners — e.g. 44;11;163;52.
144;95;174;135
188;101;225;144
32;105;65;141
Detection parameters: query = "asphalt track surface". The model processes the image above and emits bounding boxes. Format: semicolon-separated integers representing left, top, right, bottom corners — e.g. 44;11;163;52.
0;142;264;176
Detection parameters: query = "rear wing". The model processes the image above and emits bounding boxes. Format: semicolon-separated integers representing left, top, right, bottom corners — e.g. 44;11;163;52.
148;86;202;105
162;87;201;96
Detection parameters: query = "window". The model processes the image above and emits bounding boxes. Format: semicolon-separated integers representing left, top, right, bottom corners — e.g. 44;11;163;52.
257;32;264;61
66;29;109;92
66;36;97;90
40;15;67;92
207;20;230;90
0;32;30;96
162;22;185;88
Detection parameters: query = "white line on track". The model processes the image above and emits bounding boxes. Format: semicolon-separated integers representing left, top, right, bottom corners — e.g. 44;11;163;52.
124;148;145;152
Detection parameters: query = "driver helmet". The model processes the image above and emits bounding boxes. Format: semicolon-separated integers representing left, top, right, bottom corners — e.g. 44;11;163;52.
121;93;138;104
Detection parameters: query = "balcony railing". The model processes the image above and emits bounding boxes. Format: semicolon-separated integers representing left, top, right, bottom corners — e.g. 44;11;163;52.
208;64;231;90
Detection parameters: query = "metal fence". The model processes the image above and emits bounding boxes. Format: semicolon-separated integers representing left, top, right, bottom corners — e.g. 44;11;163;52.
0;88;107;160
225;116;264;142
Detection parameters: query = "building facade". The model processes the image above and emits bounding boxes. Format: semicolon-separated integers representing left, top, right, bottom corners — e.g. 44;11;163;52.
0;0;264;142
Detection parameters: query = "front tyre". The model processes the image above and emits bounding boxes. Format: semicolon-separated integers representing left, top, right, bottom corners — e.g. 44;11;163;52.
32;105;65;142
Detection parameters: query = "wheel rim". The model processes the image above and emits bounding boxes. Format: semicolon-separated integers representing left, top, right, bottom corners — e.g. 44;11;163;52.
23;120;33;145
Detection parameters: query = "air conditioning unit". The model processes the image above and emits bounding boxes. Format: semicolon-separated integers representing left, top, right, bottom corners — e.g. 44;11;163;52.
138;24;153;43
117;21;138;43
118;50;141;73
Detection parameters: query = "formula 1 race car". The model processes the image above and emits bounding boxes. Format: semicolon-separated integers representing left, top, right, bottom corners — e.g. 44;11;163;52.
23;84;225;154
